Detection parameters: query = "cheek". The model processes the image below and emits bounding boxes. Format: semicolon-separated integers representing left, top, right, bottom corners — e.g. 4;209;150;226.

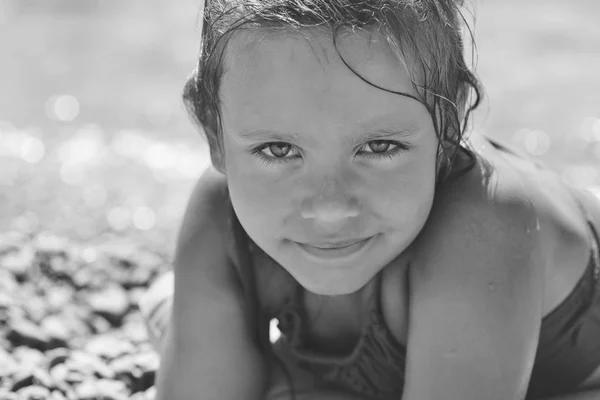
225;159;292;238
370;151;437;223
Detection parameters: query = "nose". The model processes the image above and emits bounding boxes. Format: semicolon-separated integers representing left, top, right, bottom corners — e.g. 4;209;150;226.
300;178;360;223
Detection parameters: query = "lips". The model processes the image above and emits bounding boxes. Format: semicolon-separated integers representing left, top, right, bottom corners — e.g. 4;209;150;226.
295;236;374;260
304;238;368;249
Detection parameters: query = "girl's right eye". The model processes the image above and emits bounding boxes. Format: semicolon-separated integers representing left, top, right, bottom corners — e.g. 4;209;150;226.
250;142;301;165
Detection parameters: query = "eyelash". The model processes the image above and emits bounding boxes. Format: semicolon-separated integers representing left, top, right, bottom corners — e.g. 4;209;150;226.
250;140;409;165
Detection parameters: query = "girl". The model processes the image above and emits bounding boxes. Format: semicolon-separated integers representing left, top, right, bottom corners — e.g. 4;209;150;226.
139;0;600;399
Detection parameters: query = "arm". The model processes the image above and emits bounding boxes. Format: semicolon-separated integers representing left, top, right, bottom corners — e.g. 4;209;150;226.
154;166;269;400
402;198;544;400
267;391;369;400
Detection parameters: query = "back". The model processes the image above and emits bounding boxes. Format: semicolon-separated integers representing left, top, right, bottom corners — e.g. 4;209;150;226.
154;167;269;400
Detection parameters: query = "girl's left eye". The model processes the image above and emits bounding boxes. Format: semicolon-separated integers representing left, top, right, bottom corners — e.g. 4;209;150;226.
358;140;408;160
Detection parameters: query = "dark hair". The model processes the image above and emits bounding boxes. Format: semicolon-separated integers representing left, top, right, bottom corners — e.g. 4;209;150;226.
183;0;483;397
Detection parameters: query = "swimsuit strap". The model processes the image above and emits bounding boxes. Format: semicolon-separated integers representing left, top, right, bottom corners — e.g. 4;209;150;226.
571;190;600;281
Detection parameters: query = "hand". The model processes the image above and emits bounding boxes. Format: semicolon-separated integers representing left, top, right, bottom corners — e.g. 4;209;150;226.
266;388;368;400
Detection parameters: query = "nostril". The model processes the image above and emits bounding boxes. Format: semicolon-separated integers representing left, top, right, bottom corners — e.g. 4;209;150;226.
300;198;360;221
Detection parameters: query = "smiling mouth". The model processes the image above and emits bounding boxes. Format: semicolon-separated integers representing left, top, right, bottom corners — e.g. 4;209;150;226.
296;236;374;260
307;239;366;249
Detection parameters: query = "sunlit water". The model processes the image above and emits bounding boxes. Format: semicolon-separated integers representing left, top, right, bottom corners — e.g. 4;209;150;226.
1;0;599;256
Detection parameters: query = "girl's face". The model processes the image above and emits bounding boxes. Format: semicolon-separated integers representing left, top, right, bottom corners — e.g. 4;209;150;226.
219;29;438;296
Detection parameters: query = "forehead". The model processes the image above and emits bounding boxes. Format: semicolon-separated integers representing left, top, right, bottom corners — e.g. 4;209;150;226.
219;28;425;135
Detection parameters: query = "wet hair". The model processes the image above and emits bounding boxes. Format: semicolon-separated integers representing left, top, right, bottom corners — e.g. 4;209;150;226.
184;0;483;180
183;0;483;397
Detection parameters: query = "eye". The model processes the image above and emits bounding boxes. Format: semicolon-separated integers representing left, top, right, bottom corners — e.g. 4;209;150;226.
358;140;408;160
366;140;393;153
251;142;300;165
265;143;293;158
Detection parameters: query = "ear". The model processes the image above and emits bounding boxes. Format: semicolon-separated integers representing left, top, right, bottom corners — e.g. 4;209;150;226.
203;124;227;174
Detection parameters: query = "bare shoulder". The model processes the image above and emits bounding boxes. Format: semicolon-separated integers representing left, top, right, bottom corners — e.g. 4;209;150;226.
401;156;546;400
174;165;237;270
413;154;543;276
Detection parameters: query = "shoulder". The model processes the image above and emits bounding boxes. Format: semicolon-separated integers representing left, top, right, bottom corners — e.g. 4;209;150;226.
176;166;229;247
413;153;543;278
173;166;237;275
401;156;546;400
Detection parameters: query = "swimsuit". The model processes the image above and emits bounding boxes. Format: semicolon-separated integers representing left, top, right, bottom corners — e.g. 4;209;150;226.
232;192;600;399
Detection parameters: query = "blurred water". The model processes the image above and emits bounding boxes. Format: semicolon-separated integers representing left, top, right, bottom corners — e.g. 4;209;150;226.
0;0;599;255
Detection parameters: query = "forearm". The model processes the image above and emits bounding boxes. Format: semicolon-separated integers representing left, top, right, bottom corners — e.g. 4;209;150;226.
536;387;600;400
267;389;370;400
268;387;600;400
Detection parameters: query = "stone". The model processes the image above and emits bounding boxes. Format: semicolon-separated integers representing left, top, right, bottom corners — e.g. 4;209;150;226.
63;369;85;386
0;347;18;380
0;292;14;311
0;389;18;400
85;284;130;327
11;367;54;392
87;315;112;335
117;266;156;290
47;348;70;369
45;286;75;313
16;384;51;400
1;245;35;278
11;347;45;368
40;255;78;286
71;267;105;290
107;356;138;389
131;351;159;373
145;385;156;399
33;232;69;256
84;334;135;361
49;391;68;400
60;304;92;338
0;268;18;294
0;231;27;254
74;378;128;400
108;351;157;392
23;296;49;323
120;316;148;344
6;319;49;351
49;364;69;385
67;351;115;380
40;315;72;349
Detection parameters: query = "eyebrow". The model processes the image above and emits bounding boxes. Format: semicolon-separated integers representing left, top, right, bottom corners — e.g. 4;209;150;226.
237;126;419;147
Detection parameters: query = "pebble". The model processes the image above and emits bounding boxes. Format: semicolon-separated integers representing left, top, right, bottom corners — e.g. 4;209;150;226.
67;350;115;380
11;367;54;392
15;385;51;400
0;232;166;398
11;347;45;368
85;284;130;326
0;347;19;380
0;390;18;400
74;378;128;400
33;232;70;256
45;286;75;312
0;268;18;293
6;320;50;351
1;245;35;281
47;347;70;369
84;334;135;361
40;315;71;349
49;391;68;400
